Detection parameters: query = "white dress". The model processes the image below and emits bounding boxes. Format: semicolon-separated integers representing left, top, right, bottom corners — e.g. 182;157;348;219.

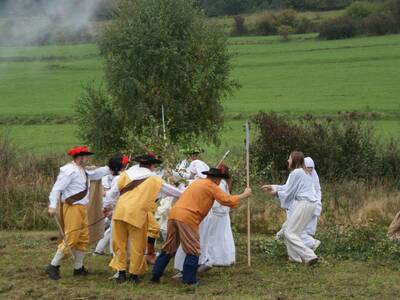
202;180;235;266
300;169;322;249
274;168;318;263
94;174;118;254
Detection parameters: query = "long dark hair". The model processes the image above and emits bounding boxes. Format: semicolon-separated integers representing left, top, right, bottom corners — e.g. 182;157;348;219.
219;164;233;193
289;151;306;171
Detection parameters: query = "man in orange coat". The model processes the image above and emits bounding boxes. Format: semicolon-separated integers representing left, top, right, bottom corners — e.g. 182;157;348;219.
151;167;252;285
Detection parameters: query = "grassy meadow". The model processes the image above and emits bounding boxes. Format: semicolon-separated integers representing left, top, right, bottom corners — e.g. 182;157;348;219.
1;34;400;154
1;231;399;300
1;29;400;299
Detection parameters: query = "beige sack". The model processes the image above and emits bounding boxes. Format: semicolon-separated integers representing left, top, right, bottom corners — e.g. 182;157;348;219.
87;180;105;244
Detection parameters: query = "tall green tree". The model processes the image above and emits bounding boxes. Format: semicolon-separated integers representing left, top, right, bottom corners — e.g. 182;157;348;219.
77;0;235;156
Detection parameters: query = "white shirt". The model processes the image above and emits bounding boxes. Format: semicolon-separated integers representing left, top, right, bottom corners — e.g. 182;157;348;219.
275;168;317;210
156;196;175;231
106;164;182;207
48;162;111;209
102;174;119;209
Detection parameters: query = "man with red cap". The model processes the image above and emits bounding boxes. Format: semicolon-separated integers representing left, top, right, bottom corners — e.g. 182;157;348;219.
46;146;112;280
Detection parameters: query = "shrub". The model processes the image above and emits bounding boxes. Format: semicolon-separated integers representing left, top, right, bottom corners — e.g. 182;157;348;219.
359;12;398;35
0;134;65;230
294;16;314;34
278;25;294;41
346;1;379;20
256;12;279;35
251;112;400;182
276;9;297;27
318;16;356;40
231;15;248;36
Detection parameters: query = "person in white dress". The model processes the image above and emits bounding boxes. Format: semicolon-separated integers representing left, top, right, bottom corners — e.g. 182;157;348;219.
275;157;322;251
262;151;319;266
301;157;322;250
94;155;129;255
201;165;236;268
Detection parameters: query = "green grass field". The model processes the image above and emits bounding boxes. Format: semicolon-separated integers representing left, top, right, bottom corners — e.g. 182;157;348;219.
1;231;399;299
1;34;400;153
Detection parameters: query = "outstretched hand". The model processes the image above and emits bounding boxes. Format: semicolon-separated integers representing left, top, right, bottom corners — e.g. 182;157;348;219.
261;185;277;196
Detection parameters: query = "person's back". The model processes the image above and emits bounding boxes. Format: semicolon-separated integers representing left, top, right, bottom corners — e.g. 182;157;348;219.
113;174;163;229
169;178;225;230
284;168;317;203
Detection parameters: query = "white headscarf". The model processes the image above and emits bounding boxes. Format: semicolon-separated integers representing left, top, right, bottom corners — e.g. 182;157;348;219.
304;157;322;203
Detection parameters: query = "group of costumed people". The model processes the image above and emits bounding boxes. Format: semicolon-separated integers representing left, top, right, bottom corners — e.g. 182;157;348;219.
46;145;322;285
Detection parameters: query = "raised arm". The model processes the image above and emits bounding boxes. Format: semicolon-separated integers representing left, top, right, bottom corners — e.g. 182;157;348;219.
87;166;111;181
159;183;182;198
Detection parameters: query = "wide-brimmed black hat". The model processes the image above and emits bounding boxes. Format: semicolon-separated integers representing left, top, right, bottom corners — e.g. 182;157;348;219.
202;168;230;179
134;153;162;165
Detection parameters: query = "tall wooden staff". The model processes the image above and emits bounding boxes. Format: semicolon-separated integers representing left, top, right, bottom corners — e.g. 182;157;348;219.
161;104;167;146
245;120;251;267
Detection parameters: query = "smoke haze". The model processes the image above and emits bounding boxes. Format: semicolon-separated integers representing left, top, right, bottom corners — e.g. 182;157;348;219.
0;0;109;46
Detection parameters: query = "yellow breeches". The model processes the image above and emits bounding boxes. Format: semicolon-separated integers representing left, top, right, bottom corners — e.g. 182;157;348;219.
110;219;148;275
58;204;89;254
147;211;160;239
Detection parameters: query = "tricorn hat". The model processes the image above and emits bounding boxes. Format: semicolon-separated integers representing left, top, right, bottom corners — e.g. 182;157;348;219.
67;146;94;157
202;167;230;179
134;152;162;165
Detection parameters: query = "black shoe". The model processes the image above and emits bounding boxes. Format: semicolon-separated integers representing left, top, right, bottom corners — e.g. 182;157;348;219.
46;264;61;280
115;271;127;284
73;266;89;276
129;274;141;284
150;276;160;283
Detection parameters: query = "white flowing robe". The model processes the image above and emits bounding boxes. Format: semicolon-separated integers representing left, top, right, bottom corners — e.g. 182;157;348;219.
274;168;318;262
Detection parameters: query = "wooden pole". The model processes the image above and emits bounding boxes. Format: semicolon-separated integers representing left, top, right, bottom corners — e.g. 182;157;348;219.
53;215;75;260
245;120;251;267
161;104;167;145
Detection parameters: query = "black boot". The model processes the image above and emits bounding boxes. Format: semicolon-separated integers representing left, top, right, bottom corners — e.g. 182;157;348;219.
73;266;89;276
129;274;141;284
46;264;61;280
115;271;127;284
151;251;172;283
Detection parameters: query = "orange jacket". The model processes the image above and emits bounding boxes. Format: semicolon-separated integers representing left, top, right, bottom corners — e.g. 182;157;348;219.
169;178;240;230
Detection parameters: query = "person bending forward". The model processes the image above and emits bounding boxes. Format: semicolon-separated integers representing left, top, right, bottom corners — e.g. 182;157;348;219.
151;168;252;285
108;153;181;284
